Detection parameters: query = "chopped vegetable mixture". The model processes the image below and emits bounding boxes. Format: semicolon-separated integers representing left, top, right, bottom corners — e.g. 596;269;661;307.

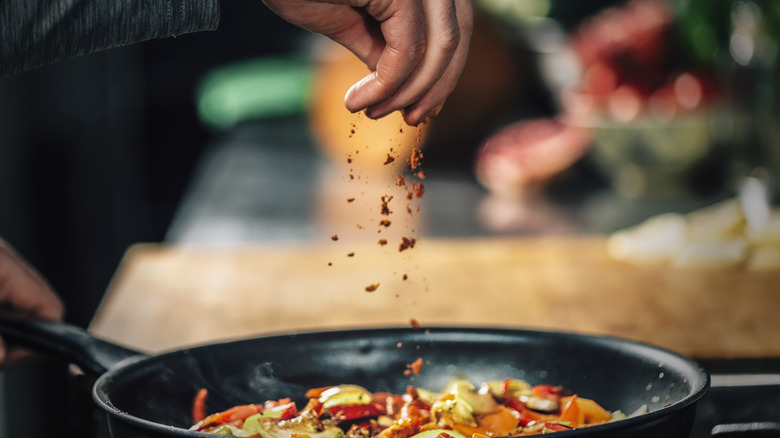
191;378;630;436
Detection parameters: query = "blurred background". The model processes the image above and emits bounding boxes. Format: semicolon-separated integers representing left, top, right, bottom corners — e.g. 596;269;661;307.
1;0;779;436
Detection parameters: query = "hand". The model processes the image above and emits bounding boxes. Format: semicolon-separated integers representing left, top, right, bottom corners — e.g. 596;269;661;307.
262;0;473;126
0;238;64;365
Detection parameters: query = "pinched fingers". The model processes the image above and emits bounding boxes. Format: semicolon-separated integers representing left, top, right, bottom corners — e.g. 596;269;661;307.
343;0;427;114
400;0;473;125
363;0;463;124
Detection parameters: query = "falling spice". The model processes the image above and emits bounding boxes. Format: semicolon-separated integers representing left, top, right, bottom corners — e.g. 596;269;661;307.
412;182;425;199
416;171;426;179
328;262;333;266
406;358;423;376
409;318;420;329
410;147;423;170
384;154;395;165
380;195;393;215
331;235;339;241
347;198;355;203
399;237;417;252
365;283;380;292
379;219;391;227
347;252;355;257
378;239;388;246
402;274;408;280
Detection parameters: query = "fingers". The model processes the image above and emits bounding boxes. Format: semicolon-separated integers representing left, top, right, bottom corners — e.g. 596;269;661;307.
0;239;64;321
343;0;427;114
362;0;460;122
0;239;63;366
344;0;474;126
401;0;473;125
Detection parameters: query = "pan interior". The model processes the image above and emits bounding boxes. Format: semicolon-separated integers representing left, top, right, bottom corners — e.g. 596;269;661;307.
93;327;708;432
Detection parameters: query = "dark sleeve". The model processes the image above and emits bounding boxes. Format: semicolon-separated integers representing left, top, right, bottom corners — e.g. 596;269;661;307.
0;0;220;78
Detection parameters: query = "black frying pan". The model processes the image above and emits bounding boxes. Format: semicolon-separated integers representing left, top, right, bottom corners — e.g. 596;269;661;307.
0;316;709;438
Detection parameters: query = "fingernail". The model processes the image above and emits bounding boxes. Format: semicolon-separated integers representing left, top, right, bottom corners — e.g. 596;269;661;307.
344;73;375;113
429;103;444;119
344;87;361;114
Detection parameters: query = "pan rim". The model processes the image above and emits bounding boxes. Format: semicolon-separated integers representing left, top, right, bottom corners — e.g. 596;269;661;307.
92;325;710;436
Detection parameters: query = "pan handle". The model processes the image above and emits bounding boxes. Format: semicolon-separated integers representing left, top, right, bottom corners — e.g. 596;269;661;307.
0;314;145;375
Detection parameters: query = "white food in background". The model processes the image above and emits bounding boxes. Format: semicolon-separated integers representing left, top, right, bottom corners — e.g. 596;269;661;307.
745;245;780;271
607;213;687;264
746;210;780;245
672;239;748;269
739;175;771;231
686;198;745;242
608;198;780;270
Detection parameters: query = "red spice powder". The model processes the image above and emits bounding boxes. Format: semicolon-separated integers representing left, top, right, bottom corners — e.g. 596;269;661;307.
410;148;423;170
380;195;393;215
399;237;417;252
407;358;423;375
412;182;424;199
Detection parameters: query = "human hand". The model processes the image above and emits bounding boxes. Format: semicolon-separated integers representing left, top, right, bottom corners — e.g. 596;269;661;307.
262;0;473;126
0;238;64;365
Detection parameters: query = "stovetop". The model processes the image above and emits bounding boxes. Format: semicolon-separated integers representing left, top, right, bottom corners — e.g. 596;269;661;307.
690;359;780;437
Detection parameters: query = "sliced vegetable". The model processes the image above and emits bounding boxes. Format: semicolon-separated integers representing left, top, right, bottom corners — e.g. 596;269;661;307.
319;385;374;409
193;388;209;424
408;428;468;438
193;378;619;437
327;402;385;421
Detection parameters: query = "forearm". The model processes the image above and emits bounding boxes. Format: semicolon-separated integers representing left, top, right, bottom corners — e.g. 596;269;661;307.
0;0;220;78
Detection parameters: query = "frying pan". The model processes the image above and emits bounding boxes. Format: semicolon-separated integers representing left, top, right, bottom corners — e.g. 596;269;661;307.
0;316;709;438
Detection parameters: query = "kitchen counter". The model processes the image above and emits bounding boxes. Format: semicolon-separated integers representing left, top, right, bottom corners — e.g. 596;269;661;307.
90;235;780;359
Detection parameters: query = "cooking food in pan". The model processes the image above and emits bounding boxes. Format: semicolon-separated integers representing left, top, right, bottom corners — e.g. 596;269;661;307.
191;378;635;436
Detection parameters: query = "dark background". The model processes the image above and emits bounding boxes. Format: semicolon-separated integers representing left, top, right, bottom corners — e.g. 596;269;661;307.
0;0;305;329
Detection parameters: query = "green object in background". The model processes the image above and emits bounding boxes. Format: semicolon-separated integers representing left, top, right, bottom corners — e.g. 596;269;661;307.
196;57;312;130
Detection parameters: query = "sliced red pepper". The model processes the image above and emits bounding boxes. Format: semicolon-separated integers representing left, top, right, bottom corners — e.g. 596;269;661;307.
374;392;404;417
327;402;385;421
192;388;208;424
305;386;333;399
277;402;298;420
543;422;574;431
499;378;513;398
532;384;568;401
193;404;264;430
504;396;557;427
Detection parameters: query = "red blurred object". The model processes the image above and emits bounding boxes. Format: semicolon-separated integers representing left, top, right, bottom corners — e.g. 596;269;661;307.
564;0;718;122
475;118;592;198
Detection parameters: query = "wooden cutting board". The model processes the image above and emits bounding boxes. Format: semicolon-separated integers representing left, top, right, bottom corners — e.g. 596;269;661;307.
89;236;780;358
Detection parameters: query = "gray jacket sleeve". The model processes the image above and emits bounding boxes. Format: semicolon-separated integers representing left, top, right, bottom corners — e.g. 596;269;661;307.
0;0;220;77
